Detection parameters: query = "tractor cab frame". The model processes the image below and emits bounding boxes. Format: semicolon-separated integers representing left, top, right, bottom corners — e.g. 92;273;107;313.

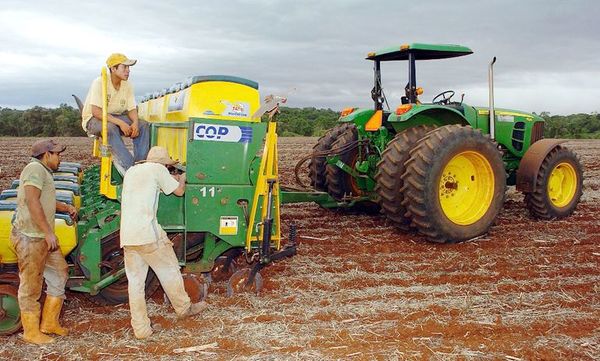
367;43;473;108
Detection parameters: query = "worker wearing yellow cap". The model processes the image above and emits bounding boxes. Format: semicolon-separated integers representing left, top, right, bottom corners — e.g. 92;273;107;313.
81;53;150;174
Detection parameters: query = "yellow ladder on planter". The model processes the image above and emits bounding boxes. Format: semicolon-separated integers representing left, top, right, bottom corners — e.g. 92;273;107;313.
99;67;117;200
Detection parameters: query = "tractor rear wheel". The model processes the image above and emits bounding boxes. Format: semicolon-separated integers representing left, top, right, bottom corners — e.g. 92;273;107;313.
375;125;436;230
402;125;506;243
524;146;583;219
308;123;354;191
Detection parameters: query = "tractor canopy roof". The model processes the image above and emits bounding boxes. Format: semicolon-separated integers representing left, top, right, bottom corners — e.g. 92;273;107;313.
366;43;473;61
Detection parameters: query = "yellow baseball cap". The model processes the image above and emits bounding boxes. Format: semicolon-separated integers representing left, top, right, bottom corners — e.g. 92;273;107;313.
106;53;137;68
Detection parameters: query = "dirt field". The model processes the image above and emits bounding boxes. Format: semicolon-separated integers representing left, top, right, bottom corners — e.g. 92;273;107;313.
1;136;599;360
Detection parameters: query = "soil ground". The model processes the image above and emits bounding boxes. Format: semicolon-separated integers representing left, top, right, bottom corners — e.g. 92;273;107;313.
0;137;598;360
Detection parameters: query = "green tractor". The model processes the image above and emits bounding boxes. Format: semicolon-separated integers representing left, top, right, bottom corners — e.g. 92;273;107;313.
307;43;583;243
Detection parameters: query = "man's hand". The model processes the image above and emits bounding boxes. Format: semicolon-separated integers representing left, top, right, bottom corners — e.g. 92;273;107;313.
45;233;59;252
66;204;78;221
172;172;187;196
119;121;132;137
57;201;78;221
130;121;140;139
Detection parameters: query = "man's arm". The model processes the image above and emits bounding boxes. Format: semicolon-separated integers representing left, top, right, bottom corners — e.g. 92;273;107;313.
128;108;140;138
91;105;132;137
126;83;140;138
172;173;186;196
24;185;58;252
56;201;77;221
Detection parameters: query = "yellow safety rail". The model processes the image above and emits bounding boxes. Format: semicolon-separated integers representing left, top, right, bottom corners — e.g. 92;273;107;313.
99;67;117;199
245;120;281;252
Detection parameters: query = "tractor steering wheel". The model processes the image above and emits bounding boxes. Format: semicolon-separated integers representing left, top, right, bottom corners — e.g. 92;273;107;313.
432;90;455;105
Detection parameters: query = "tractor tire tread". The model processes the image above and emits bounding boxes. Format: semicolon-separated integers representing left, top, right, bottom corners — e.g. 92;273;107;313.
325;125;359;200
524;145;583;219
403;124;506;243
374;125;436;231
308;123;353;191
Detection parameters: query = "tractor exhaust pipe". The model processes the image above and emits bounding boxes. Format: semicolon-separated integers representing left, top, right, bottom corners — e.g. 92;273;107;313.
488;57;497;140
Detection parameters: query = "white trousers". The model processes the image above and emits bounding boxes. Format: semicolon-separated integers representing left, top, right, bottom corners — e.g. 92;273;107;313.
123;238;191;338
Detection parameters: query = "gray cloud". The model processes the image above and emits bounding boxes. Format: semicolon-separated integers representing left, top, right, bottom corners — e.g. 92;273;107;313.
0;0;598;115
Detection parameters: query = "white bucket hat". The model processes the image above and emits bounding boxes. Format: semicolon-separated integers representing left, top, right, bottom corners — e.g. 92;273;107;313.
139;146;177;165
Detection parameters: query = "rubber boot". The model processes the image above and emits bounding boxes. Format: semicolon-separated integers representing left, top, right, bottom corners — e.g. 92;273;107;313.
21;312;54;344
40;296;69;336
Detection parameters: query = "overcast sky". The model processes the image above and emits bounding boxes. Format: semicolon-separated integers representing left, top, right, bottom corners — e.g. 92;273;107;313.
0;0;598;115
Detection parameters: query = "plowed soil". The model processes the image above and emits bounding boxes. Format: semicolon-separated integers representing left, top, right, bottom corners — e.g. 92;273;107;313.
1;137;599;360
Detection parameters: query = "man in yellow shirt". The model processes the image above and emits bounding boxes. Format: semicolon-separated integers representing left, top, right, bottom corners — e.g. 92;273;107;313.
81;53;150;173
11;139;77;345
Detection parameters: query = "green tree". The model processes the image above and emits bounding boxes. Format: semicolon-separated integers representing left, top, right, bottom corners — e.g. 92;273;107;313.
0;108;25;136
276;107;340;137
541;112;600;139
0;104;84;137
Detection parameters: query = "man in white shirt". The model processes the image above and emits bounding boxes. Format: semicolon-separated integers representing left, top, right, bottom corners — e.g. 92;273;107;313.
81;53;150;173
120;146;207;339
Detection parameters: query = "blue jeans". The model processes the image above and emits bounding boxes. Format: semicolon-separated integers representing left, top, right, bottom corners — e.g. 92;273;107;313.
87;115;150;172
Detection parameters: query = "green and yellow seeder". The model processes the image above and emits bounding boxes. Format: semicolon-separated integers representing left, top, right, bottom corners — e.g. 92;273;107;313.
0;69;304;335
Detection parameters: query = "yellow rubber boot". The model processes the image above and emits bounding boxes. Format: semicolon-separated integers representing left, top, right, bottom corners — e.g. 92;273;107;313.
21;312;55;344
40;296;69;336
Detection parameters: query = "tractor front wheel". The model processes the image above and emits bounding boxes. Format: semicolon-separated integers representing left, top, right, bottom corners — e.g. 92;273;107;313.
524;146;583;219
308;123;354;191
402;125;506;243
325;124;363;200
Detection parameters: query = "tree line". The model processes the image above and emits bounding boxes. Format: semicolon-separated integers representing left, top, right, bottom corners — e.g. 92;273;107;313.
540;112;600;139
0;105;598;138
0;105;86;137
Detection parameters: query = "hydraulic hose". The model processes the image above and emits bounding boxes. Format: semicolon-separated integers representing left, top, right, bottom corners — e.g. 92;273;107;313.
293;138;370;189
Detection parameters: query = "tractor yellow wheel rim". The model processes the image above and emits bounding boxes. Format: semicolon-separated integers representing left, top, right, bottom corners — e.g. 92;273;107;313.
547;162;577;208
439;151;495;225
